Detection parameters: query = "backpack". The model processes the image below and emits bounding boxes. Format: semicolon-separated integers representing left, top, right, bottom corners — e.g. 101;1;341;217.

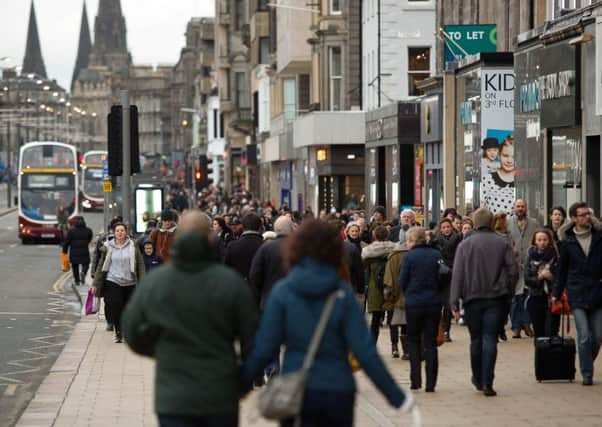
375;257;388;293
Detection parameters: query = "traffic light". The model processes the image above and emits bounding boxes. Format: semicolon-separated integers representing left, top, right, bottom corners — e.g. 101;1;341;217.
107;104;140;176
199;155;214;189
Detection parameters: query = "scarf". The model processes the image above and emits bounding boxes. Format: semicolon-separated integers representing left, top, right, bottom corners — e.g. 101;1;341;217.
527;246;557;264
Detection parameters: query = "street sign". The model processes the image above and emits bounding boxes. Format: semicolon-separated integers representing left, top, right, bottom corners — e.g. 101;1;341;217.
102;159;109;179
444;24;497;64
102;181;112;193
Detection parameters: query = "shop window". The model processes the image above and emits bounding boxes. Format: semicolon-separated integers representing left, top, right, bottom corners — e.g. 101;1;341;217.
343;175;365;210
549;0;593;19
551;131;582;209
298;74;310;112
329;46;342;111
235;0;246;30
258;0;269;11
408;47;430;96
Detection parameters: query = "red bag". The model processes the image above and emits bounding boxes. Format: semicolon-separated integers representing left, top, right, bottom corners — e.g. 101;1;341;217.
550;290;571;315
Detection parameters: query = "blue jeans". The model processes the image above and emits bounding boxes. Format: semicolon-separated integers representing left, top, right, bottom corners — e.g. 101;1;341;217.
510;292;530;331
281;389;355;427
158;413;237;427
572;307;602;381
464;297;504;387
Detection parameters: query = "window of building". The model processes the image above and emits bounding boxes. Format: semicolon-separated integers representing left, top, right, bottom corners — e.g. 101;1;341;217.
549;0;593;19
330;0;342;14
408;47;430;96
213;109;218;138
235;0;245;30
259;37;270;64
329;46;342;111
298;74;310;112
236;72;249;108
258;0;269;11
284;78;296;123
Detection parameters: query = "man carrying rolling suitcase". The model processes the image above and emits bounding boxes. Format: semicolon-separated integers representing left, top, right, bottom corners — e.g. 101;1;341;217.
553;202;602;386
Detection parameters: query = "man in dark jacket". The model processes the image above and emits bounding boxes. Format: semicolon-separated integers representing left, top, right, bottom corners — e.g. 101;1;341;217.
389;209;417;243
224;213;264;281
122;210;257;427
62;216;93;286
553;202;602;386
450;208;518;397
249;215;294;308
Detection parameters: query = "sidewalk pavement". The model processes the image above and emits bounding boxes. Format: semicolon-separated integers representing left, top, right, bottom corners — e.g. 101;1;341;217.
16;299;602;427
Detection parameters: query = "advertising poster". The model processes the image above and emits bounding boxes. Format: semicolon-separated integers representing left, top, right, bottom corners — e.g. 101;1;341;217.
479;68;515;214
135;187;163;233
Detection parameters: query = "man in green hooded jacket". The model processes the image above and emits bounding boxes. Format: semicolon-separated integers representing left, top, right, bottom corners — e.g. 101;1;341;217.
123;210;258;427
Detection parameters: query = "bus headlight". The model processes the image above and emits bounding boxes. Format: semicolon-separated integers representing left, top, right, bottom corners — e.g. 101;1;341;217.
82;200;92;209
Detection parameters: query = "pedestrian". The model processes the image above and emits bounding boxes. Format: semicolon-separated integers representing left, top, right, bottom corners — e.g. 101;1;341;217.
361;226;397;349
450;208;518;396
224;213;264;281
545;206;567;243
524;228;559;338
452;215;463;234
123;211;258;427
142;238;163;273
383;241;410;360
249;215;295;379
92;223;145;343
553;202;602;386
508;199;539;338
389;209;416;243
62;216;93;286
431;218;462;342
461;218;474;238
345;222;363;253
492;212;516;341
399;227;443;392
212;216;233;262
150;209;178;263
240;219;415;426
137;218;158;251
329;218;364;297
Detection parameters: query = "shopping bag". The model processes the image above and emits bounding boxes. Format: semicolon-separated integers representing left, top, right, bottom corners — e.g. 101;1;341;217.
60;252;70;272
85;289;100;315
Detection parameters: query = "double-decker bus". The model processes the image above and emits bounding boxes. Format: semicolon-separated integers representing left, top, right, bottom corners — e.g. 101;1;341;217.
18;142;79;243
80;150;106;211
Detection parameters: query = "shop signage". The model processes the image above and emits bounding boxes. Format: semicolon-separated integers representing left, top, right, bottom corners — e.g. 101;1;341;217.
519;81;540;113
444;24;497;64
539;43;579;128
526;118;540;140
365;116;398;142
421;96;442;142
539;71;575;101
480;67;515;214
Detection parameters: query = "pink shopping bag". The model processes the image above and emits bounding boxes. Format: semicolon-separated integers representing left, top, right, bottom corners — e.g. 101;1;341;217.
85;288;100;315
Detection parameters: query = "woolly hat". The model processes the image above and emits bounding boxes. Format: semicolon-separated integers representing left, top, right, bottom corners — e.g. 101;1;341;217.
482;137;499;150
472;208;493;229
161;209;175;221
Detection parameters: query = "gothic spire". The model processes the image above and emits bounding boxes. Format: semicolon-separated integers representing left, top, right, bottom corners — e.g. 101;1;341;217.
71;1;92;90
89;0;130;71
22;0;47;78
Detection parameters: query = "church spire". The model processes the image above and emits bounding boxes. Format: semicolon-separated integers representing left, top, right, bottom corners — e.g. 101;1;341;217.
22;0;47;78
89;0;130;72
71;1;92;90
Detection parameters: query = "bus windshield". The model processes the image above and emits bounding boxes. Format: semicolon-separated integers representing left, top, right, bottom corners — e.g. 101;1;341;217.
21;145;75;169
83;168;104;198
20;174;76;221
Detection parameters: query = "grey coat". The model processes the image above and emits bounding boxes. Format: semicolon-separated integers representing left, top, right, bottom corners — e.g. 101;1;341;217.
450;229;519;309
508;216;540;294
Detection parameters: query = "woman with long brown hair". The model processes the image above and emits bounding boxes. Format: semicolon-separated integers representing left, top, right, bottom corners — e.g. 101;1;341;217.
241;219;413;426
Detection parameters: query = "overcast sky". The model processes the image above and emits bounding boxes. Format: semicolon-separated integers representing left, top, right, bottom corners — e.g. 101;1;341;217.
0;0;215;90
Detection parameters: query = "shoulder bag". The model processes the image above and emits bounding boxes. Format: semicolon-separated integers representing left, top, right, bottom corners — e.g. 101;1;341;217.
257;290;342;425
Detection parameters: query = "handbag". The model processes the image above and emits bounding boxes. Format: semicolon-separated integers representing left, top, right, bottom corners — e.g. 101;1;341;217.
257;290;341;423
436;317;445;347
60;252;70;272
84;288;100;315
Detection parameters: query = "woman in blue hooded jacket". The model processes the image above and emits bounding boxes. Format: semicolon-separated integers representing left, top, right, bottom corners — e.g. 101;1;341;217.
241;219;413;427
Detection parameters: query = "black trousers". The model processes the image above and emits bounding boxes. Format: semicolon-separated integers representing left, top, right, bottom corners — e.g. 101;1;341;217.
158;413;238;427
526;294;561;338
71;263;89;284
406;305;441;389
370;311;399;346
103;281;135;334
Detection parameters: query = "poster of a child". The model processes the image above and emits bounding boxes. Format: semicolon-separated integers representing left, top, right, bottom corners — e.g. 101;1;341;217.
481;137;500;177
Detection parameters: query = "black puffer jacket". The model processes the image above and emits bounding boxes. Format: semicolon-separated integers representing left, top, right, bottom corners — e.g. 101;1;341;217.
62;217;93;264
432;231;462;268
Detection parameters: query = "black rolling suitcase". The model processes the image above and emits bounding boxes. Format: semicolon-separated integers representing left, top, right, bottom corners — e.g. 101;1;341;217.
534;313;576;382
